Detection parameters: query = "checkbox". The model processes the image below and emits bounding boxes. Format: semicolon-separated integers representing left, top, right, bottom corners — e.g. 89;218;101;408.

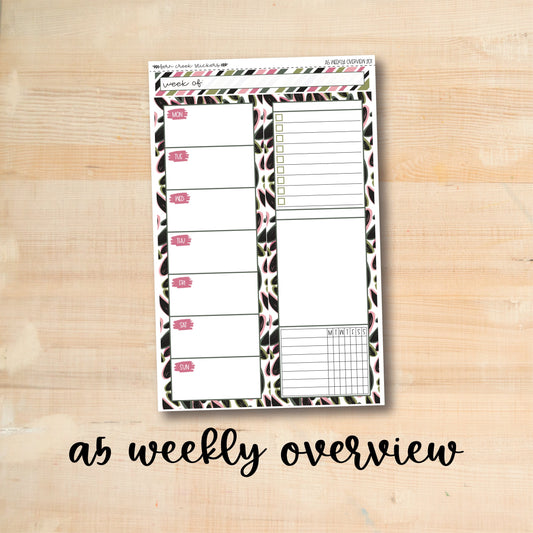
276;155;284;163
275;124;283;132
276;145;284;153
277;177;285;184
276;135;284;142
278;197;285;205
278;187;285;195
277;166;284;174
275;114;283;121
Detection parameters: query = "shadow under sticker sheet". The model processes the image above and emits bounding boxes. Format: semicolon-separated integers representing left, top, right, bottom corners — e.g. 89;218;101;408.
149;56;384;411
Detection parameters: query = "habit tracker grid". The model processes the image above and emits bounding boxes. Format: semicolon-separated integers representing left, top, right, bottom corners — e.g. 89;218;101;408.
149;56;384;411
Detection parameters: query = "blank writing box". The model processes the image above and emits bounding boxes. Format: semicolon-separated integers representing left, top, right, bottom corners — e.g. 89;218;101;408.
169;272;258;316
164;103;253;147
165;146;254;190
170;315;260;359
167;188;256;232
276;217;368;326
168;230;257;274
172;357;261;401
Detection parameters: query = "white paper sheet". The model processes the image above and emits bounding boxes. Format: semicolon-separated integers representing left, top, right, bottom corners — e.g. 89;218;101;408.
149;56;384;410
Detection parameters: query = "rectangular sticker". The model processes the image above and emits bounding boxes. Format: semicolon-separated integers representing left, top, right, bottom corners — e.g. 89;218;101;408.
149;56;383;410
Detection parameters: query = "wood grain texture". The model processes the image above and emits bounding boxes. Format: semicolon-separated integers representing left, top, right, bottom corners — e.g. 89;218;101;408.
0;1;532;531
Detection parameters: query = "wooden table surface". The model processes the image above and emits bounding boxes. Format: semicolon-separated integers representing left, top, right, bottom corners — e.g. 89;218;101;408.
1;1;532;532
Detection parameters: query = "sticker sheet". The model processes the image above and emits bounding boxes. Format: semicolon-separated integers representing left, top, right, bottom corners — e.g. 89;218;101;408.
149;56;384;411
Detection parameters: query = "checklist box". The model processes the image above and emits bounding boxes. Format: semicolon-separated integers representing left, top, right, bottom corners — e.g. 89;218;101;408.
276;155;284;163
278;197;285;205
277;177;285;184
275;124;283;132
276;135;284;142
276;145;284;153
277;166;284;174
278;187;285;195
275;114;283;121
